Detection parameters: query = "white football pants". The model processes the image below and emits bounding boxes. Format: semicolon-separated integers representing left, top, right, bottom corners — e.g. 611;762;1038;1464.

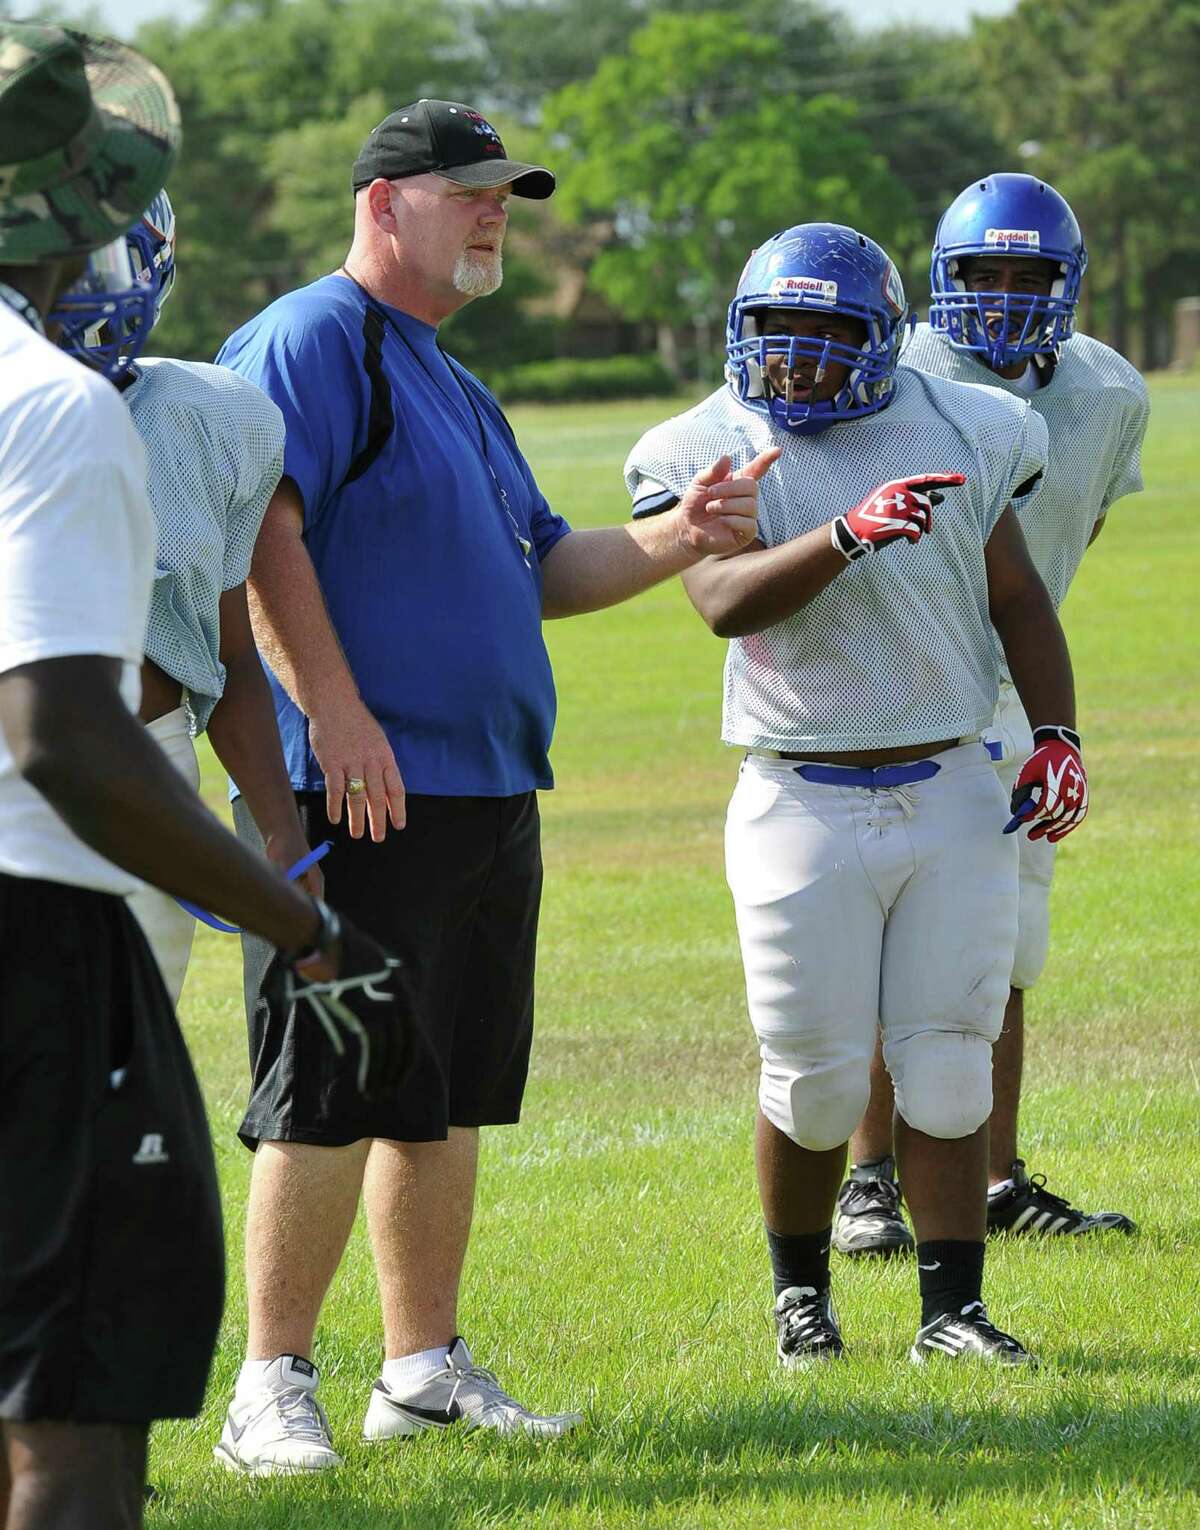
984;679;1057;990
726;741;1018;1149
126;706;200;1009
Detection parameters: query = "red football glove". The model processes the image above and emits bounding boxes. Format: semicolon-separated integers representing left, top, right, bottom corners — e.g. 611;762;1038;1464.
831;473;967;561
1004;726;1089;843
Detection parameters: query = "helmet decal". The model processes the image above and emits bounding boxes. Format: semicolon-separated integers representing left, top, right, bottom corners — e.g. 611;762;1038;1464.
768;275;838;304
882;260;905;318
984;227;1041;249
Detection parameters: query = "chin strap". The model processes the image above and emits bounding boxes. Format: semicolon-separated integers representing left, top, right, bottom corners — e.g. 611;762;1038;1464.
0;280;45;335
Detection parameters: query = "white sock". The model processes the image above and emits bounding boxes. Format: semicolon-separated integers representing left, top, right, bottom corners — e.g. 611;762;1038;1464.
382;1345;450;1391
235;1358;274;1400
988;1178;1015;1198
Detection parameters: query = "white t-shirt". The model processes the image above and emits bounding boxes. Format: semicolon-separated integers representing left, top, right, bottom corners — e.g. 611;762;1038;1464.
0;302;157;895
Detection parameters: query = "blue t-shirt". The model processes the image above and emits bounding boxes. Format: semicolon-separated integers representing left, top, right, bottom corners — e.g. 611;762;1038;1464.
217;274;570;797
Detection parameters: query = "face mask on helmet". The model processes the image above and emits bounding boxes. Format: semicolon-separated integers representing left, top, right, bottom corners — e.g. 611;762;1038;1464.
51;190;177;381
928;173;1086;369
725;223;910;435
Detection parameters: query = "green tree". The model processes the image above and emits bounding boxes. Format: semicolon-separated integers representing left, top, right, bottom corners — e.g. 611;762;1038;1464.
835;25;1006;305
134;0;482;359
967;0;1200;364
475;0;844;114
543;9;912;373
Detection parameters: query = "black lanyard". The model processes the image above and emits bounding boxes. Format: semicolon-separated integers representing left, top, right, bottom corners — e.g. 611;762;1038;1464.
337;268;533;568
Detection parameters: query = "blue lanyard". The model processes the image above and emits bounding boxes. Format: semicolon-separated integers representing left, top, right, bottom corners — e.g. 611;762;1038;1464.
176;840;332;932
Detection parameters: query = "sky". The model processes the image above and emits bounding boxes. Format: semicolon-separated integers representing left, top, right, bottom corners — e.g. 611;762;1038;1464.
66;0;1021;42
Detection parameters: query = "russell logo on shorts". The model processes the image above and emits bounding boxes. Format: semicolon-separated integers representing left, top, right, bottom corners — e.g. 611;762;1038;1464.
132;1132;170;1165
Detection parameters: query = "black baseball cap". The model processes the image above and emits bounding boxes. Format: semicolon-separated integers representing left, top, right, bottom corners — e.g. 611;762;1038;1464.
352;99;554;200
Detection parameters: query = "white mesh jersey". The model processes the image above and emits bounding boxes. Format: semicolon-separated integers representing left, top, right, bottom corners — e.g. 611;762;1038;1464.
625;370;1047;752
125;358;285;733
902;324;1148;609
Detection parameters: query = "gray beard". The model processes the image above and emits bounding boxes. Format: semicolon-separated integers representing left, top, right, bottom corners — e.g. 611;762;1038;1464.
452;249;503;297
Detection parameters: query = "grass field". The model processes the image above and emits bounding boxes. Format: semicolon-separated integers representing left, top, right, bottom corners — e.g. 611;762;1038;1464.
151;376;1199;1528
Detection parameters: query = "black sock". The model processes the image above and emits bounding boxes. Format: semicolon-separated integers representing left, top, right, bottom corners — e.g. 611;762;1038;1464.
850;1154;896;1185
766;1226;832;1298
917;1239;985;1325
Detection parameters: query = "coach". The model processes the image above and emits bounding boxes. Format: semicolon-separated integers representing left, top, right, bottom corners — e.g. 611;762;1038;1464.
215;98;774;1473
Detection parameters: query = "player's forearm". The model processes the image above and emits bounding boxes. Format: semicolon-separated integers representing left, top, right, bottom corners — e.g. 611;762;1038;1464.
992;584;1076;731
206;652;303;845
0;659;319;950
540;519;700;618
682;526;845;638
248;524;359;719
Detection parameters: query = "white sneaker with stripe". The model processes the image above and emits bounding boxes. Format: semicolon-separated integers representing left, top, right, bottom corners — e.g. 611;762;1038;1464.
214;1355;342;1475
363;1337;582;1440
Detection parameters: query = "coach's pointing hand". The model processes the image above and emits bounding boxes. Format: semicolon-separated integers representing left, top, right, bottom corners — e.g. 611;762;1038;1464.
676;448;781;555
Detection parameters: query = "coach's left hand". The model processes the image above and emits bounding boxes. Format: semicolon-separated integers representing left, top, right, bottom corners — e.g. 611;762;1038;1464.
675;448;781;555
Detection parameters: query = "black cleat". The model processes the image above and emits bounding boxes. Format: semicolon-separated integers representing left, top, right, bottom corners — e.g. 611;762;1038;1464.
987;1160;1137;1237
774;1285;844;1368
833;1159;914;1257
910;1302;1035;1366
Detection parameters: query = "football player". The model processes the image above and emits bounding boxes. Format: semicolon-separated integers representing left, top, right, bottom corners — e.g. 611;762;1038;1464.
625;222;1086;1366
0;28;410;1523
836;175;1144;1257
56;192;317;1006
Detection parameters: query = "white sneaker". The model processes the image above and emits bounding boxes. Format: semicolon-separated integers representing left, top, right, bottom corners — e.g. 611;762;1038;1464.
363;1336;582;1441
214;1355;342;1475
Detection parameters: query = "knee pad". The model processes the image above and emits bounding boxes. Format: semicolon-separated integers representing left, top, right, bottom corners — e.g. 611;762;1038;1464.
887;1030;993;1140
759;1042;869;1152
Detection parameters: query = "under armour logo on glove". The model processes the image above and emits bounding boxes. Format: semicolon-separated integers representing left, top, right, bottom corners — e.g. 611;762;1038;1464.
831;473;967;561
1005;725;1089;842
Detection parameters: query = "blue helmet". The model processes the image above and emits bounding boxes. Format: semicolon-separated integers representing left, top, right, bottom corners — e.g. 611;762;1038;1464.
725;223;910;434
929;173;1086;368
51;189;177;380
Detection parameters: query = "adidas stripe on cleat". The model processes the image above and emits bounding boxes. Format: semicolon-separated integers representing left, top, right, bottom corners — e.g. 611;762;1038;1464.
987;1160;1137;1237
910;1302;1035;1366
774;1285;844;1367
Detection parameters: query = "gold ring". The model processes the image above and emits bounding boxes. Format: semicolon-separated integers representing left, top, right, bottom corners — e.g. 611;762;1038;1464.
346;777;367;794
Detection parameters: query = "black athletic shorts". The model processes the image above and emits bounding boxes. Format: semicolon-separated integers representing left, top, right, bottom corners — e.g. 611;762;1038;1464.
0;873;224;1424
234;791;542;1148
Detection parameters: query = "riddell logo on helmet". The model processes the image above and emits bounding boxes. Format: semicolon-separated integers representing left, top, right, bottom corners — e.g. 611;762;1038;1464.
769;276;838;303
985;228;1041;248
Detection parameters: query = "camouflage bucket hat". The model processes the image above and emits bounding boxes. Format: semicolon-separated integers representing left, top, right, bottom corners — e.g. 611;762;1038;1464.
0;22;180;264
